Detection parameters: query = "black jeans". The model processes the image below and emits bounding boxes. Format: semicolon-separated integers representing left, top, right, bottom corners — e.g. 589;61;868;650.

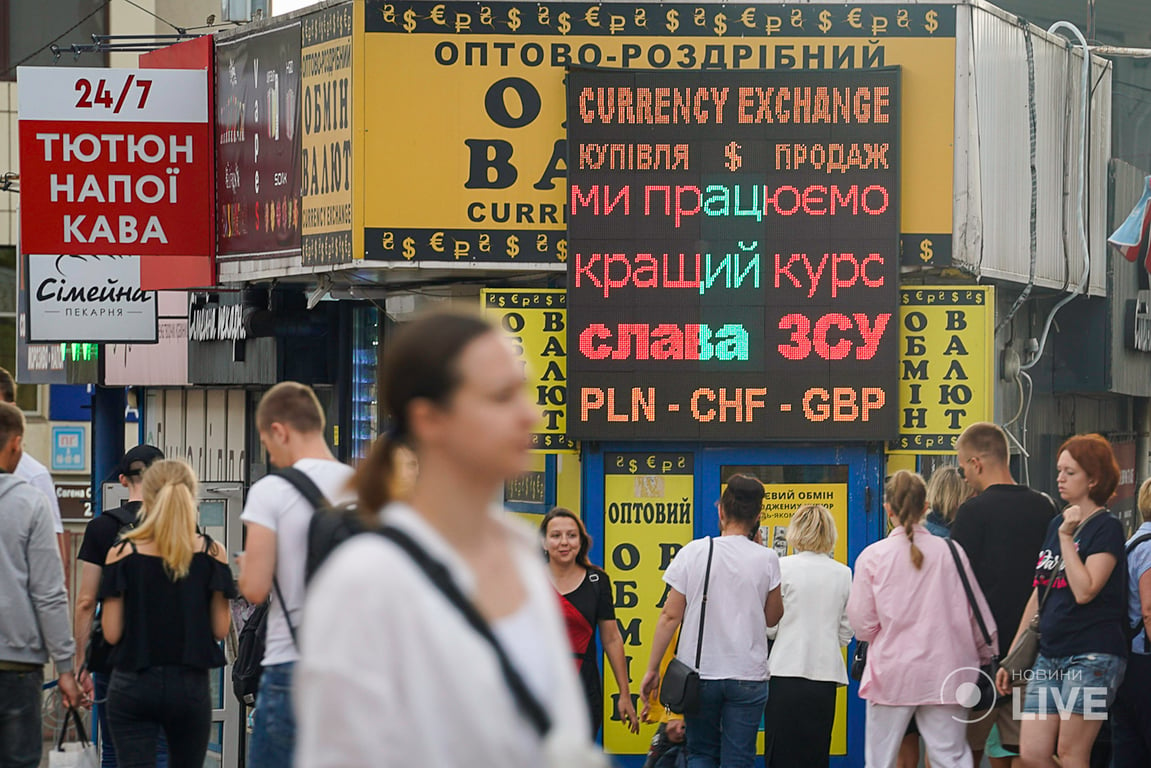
107;666;211;768
1112;651;1151;768
762;676;838;768
0;669;42;768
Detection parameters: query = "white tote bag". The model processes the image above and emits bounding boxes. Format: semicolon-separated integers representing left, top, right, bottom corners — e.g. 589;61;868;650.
48;708;99;768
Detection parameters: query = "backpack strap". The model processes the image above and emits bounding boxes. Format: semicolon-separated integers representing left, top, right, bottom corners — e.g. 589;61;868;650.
267;468;332;650
377;526;551;738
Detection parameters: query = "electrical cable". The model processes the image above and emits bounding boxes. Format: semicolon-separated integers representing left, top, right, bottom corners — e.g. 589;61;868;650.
998;21;1039;332
0;0;111;78
1021;21;1094;372
1003;374;1026;428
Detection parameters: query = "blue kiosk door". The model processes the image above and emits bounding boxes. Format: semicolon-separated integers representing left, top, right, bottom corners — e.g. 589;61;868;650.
587;443;884;768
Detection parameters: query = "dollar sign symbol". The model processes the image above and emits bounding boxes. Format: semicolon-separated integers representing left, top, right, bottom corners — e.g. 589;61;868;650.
402;237;416;259
713;12;727;35
925;10;939;34
403;8;417;32
507;7;521;31
725;141;742;172
558;11;570;34
507;235;520;258
557;239;568;262
818;10;833;34
920;238;934;263
665;9;679;33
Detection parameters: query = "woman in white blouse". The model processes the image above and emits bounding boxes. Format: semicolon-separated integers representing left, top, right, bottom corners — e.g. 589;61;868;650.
764;504;853;768
295;312;603;768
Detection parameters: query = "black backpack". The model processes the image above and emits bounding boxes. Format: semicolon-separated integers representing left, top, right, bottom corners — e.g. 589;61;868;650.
84;503;143;675
230;467;360;705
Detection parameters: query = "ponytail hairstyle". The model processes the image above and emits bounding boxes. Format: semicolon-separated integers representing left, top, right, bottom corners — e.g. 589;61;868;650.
539;507;603;573
123;460;201;580
721;474;765;532
886;470;928;570
354;312;495;524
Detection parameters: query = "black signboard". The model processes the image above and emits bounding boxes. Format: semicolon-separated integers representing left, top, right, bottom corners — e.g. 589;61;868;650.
566;68;900;440
215;26;303;259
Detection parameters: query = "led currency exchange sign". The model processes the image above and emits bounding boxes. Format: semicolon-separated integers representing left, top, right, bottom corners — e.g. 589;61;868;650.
566;69;901;440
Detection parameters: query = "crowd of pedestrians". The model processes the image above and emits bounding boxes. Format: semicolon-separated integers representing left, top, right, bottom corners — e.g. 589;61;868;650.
3;316;1151;768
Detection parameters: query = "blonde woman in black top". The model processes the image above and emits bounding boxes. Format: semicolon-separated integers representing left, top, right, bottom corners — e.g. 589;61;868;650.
101;460;235;768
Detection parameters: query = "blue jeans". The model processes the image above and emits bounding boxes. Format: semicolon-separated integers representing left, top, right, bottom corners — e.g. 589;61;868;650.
1022;652;1127;717
94;672;170;768
0;669;42;768
248;663;295;768
683;678;769;768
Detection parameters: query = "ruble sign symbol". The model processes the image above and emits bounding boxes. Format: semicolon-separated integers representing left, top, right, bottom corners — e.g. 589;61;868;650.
725;141;742;172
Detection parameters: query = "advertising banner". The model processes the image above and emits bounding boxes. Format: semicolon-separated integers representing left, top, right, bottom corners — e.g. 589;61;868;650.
17;67;212;259
302;4;358;265
567;67;901;441
890;286;994;454
482;288;574;451
27;255;157;343
216;25;303;259
363;2;954;265
602;452;694;754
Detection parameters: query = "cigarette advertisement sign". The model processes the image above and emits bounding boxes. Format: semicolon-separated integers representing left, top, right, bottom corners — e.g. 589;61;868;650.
215;25;303;259
890;286;994;454
602;452;694;754
482;289;575;451
363;2;954;265
17;67;212;258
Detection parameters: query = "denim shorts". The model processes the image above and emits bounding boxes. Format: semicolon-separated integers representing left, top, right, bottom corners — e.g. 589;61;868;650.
1022;652;1127;718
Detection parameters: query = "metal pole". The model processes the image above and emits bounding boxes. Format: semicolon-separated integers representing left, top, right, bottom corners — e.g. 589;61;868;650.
91;386;125;517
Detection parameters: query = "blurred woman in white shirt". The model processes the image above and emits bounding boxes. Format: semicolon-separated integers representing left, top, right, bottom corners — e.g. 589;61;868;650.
764;504;853;768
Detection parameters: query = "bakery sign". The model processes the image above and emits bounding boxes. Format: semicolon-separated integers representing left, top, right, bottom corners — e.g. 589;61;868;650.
27;255;157;343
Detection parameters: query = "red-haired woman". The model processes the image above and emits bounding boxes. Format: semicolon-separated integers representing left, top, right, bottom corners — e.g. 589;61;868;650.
542;508;639;739
996;434;1129;768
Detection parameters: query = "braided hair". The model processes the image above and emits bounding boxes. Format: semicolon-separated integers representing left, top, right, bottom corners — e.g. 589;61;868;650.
886;470;927;569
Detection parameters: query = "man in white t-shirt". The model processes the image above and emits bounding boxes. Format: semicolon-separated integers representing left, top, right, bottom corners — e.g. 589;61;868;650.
0;369;65;563
238;382;355;768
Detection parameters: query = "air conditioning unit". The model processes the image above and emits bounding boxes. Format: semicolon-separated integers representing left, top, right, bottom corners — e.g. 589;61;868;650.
222;0;270;23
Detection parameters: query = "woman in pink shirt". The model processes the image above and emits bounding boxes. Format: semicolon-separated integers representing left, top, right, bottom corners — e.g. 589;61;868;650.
847;470;997;768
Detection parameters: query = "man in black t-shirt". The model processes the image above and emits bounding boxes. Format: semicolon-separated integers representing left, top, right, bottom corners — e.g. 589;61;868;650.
75;443;168;766
950;422;1055;764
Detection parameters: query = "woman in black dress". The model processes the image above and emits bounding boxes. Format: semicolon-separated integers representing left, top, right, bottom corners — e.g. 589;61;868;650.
542;507;639;739
101;460;235;768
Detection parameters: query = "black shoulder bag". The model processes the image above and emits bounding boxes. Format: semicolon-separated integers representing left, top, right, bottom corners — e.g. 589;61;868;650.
659;537;714;715
378;526;551;737
946;539;999;711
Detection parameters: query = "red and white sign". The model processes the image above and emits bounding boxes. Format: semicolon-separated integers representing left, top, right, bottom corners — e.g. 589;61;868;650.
17;67;211;258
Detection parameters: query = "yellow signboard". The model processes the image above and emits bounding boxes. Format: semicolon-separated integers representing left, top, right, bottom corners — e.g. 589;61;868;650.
302;3;361;264
363;2;956;263
482;289;575;451
720;480;850;756
602;452;694;754
890;286;995;454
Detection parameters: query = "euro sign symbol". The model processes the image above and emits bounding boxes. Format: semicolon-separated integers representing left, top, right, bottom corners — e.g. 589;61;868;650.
402;8;417;32
507;235;520;258
740;8;756;29
507;7;521;31
558;11;571;34
402;237;416;259
818;10;833;33
920;238;934;263
725;141;742;172
430;232;445;252
925;10;939;34
665;9;679;32
713;12;727;35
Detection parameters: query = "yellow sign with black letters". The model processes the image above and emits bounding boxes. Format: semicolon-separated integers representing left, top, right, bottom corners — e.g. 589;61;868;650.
602;452;694;754
362;2;957;264
890;286;995;454
482;288;574;452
